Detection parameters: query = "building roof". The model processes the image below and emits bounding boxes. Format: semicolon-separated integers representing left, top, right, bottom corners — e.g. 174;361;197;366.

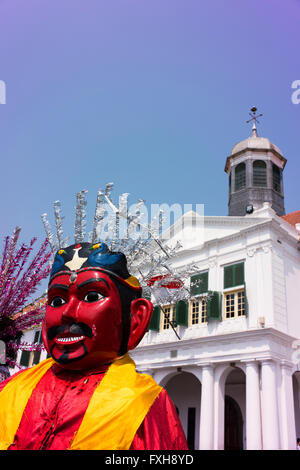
225;127;287;173
230;131;283;157
13;295;47;321
281;210;300;228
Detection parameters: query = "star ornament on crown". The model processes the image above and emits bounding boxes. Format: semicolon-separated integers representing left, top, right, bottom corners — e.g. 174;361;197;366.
42;184;203;338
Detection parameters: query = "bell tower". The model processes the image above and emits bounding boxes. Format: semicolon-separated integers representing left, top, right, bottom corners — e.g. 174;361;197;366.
225;107;286;216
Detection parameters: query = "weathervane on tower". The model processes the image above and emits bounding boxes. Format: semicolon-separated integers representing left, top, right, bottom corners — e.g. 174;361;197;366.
246;106;263;136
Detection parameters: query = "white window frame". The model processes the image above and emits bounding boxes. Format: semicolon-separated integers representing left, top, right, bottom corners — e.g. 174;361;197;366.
160;304;176;331
189;296;208;326
223;287;245;319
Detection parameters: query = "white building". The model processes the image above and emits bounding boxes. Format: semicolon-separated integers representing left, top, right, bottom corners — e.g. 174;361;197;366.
130;123;300;450
16;121;300;450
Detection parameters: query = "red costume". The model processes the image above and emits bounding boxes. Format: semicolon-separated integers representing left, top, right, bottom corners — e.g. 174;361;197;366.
0;242;188;450
0;364;187;450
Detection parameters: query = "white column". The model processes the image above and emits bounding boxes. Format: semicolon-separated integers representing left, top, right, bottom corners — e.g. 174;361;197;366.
199;363;214;450
245;360;262;449
261;359;280;449
280;361;297;449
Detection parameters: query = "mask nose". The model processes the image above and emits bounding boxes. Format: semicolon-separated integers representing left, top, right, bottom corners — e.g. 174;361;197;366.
61;297;79;323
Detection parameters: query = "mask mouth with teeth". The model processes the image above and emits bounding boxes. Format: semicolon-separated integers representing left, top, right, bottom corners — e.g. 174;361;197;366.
46;322;93;364
42;242;153;370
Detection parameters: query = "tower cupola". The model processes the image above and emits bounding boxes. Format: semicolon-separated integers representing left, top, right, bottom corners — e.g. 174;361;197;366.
225;107;286;216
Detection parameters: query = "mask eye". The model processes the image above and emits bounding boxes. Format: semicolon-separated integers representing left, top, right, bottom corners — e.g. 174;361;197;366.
50;297;66;308
84;291;104;303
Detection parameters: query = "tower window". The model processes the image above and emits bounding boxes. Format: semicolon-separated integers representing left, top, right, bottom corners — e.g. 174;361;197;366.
253;160;267;187
272;164;282;193
235;163;246;191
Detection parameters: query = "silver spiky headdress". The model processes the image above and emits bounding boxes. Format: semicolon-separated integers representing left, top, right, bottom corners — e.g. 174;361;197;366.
42;184;204;337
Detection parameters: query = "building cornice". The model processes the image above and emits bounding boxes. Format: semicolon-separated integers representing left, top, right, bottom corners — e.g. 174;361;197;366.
143;210;299;272
134;327;297;356
171;217;299;262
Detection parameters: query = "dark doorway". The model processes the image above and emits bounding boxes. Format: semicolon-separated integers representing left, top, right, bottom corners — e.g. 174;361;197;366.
187;407;196;450
165;372;201;450
224;395;243;450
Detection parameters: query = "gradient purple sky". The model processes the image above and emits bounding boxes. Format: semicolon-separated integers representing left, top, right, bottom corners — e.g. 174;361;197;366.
0;0;299;246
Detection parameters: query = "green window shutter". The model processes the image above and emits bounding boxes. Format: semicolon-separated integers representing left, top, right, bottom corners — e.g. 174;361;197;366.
20;350;30;367
33;330;40;343
33;350;41;365
190;274;200;295
201;272;208;293
207;291;222;321
190;271;208;296
175;300;188;326
224;266;234;289
235;263;244;286
32;330;41;365
224;263;244;288
149;305;161;331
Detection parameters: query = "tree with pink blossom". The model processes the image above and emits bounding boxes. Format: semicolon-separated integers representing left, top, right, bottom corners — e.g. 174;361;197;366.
0;227;51;377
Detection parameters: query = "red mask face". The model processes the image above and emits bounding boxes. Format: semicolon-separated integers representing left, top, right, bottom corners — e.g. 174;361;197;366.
42;270;125;370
